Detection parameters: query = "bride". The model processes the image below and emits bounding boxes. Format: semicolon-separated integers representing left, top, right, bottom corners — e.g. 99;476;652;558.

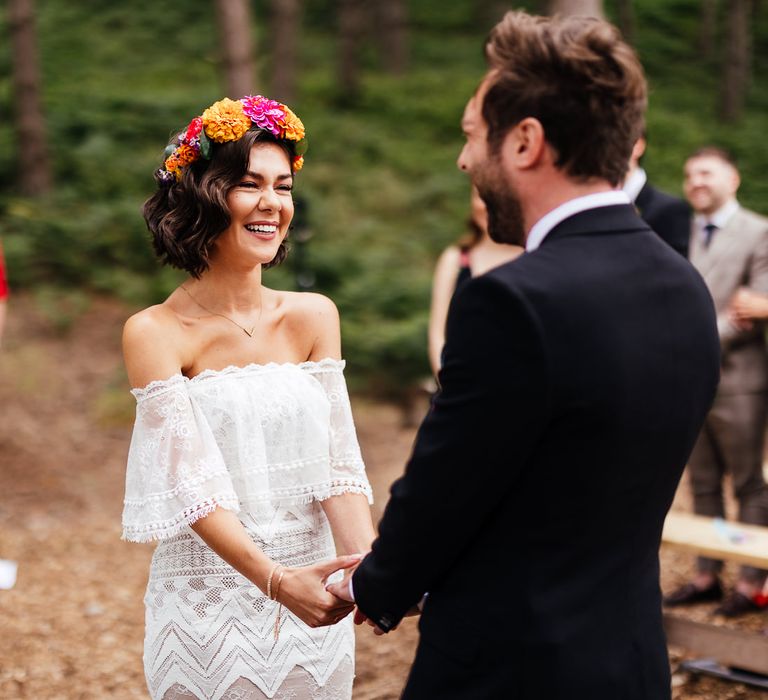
121;95;376;700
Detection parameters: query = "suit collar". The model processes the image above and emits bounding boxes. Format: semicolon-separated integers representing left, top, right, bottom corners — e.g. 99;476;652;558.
693;199;739;232
526;191;631;251
634;181;654;210
536;204;649;248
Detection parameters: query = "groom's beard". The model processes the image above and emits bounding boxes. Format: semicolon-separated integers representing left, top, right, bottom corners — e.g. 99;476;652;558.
475;164;526;247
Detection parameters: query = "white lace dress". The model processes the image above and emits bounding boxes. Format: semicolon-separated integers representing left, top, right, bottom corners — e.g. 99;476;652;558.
122;359;372;700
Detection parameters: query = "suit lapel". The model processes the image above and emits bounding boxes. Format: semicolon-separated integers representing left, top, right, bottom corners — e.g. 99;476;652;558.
691;209;744;279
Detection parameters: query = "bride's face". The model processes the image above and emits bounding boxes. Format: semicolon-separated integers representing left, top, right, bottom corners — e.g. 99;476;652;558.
213;143;295;267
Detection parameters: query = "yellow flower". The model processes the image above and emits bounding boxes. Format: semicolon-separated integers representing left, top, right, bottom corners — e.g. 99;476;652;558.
293;156;304;172
281;106;305;141
202;98;251;143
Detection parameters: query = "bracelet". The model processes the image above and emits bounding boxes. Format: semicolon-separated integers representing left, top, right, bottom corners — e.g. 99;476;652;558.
273;568;286;602
274;602;283;641
266;564;281;600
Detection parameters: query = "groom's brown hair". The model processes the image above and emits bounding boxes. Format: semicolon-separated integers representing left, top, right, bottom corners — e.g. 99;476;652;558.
483;11;647;187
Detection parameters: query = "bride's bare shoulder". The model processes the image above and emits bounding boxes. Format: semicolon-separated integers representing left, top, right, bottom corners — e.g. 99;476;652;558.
274;291;341;360
123;303;186;388
123;303;184;343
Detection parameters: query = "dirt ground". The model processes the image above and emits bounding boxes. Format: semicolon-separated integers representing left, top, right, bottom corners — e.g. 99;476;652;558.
0;296;766;699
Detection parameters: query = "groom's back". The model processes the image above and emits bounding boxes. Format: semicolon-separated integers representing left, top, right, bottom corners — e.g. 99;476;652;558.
420;206;719;698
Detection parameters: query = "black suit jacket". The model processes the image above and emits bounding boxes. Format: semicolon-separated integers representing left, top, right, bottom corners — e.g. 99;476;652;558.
353;205;719;699
635;182;691;258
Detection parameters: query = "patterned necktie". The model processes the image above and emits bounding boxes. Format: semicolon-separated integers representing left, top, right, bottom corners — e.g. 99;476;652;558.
703;222;717;249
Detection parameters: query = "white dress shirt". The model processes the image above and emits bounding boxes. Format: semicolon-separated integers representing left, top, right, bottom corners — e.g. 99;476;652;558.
622;167;647;203
693;198;739;245
526;191;631;252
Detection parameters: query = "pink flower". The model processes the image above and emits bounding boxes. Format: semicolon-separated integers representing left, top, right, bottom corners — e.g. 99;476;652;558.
241;95;285;137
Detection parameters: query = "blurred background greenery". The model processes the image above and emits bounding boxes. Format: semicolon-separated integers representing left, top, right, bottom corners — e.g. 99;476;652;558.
1;0;767;393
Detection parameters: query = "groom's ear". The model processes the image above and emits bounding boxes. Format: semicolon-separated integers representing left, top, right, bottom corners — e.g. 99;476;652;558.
503;117;546;171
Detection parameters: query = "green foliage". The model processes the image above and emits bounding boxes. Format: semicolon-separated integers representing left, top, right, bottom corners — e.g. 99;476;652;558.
32;285;91;335
1;0;767;390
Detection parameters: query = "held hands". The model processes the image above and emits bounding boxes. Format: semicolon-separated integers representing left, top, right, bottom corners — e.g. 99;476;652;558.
323;554;386;634
324;557;422;636
275;554;361;628
728;287;768;330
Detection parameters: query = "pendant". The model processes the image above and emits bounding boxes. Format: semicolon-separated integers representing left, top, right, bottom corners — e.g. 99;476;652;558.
243;327;255;337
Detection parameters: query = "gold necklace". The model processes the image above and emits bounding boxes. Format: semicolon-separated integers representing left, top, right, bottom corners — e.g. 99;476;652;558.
180;284;261;338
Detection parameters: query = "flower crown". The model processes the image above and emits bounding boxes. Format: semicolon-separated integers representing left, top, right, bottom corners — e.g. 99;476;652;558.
158;95;308;184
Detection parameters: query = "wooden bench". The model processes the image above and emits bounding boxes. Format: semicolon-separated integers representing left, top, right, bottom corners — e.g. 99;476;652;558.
661;512;768;679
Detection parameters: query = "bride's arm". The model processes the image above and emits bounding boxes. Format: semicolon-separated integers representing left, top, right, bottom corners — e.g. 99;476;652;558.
190;509;360;627
304;294;377;554
322;494;376;555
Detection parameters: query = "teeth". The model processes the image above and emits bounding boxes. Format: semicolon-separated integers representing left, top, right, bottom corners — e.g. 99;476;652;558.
245;224;277;233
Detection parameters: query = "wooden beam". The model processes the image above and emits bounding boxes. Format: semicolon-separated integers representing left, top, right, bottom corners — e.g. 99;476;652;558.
664;614;768;676
662;512;768;569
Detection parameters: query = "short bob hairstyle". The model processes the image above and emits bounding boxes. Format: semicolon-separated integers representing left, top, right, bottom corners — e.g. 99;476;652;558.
143;128;296;277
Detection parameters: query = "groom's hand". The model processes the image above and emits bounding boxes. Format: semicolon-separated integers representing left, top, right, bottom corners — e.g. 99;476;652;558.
325;550;368;602
324;553;388;634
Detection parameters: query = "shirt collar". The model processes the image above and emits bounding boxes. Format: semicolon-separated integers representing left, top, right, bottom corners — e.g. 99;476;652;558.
526;190;631;252
693;198;739;231
622;167;647;203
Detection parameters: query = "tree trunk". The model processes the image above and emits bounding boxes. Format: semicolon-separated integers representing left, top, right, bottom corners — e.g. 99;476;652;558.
337;0;366;102
373;0;408;75
271;0;302;104
720;0;751;122
698;0;718;60
215;0;256;97
8;0;51;196
548;0;604;17
615;0;634;43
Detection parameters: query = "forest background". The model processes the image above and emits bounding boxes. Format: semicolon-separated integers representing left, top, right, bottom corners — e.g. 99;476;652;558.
2;0;767;395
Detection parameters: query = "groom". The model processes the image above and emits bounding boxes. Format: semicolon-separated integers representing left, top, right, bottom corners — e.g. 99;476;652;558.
331;11;720;699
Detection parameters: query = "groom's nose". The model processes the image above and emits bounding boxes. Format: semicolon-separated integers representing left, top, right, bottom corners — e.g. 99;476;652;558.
457;144;470;172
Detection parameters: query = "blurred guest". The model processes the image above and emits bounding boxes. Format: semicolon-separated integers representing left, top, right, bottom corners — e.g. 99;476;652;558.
623;135;690;257
0;242;8;348
664;146;768;617
427;186;523;375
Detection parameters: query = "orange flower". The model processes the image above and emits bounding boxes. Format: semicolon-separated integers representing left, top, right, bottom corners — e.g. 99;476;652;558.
293;156;304;172
174;144;198;167
202;98;251;143
281;106;305;141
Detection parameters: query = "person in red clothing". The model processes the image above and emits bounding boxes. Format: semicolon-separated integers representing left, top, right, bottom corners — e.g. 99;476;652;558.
0;242;8;348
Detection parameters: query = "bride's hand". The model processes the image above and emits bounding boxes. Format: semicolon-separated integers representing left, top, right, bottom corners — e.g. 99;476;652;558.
275;554;361;628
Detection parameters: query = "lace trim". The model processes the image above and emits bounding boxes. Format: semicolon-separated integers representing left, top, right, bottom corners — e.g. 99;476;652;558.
230;478;372;506
123;469;236;505
122;493;241;543
131;358;347;401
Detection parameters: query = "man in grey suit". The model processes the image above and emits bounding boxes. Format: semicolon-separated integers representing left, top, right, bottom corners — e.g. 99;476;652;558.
664;146;768;616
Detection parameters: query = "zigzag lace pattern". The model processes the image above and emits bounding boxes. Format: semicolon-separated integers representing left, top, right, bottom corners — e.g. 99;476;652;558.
145;516;354;700
122;361;370;698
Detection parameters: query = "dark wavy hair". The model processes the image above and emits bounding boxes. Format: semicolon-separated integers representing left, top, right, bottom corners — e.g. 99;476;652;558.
143;128;296;277
483;12;647;187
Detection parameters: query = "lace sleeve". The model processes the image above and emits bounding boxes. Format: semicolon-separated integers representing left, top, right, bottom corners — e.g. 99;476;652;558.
305;360;373;504
122;375;240;543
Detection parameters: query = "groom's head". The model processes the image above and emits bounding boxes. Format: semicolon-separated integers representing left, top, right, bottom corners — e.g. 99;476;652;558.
457;11;647;245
